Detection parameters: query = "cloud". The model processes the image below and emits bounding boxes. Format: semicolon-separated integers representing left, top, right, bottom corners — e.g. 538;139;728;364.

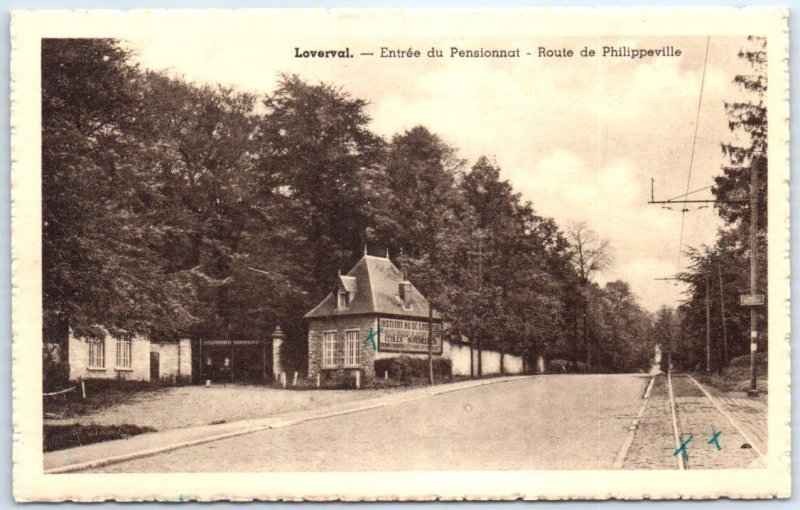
126;35;746;310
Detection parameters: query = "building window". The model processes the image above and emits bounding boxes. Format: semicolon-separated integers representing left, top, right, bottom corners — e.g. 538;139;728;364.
322;331;337;368
337;290;348;308
88;338;105;368
116;338;132;368
344;329;360;367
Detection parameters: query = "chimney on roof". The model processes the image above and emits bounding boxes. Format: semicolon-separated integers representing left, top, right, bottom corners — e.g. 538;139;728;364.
399;279;412;308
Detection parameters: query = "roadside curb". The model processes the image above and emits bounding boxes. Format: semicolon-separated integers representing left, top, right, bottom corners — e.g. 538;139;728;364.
612;374;656;469
44;375;532;474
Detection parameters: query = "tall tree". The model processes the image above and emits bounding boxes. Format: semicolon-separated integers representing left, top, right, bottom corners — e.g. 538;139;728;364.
138;73;263;341
387;127;474;383
678;36;769;372
461;157;520;374
715;36;768;230
566;222;612;371
258;75;389;300
42;39;197;347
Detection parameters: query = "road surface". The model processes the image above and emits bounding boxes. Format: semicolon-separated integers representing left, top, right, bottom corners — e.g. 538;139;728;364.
93;374;650;472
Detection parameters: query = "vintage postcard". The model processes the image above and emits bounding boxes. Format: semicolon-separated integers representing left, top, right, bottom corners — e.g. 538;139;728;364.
11;8;790;501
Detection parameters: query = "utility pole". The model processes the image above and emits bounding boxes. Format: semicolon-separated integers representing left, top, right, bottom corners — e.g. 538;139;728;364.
427;301;434;385
747;156;760;397
717;259;729;367
705;271;711;372
477;236;483;377
648;176;760;389
665;315;673;375
655;277;681;372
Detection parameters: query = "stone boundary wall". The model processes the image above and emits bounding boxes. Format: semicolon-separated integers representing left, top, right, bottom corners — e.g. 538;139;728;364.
443;340;524;376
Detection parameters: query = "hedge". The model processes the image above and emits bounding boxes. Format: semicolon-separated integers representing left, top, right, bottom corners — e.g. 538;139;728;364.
374;356;452;381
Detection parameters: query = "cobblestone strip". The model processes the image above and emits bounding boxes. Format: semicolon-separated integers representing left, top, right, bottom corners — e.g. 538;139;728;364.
687;375;767;460
622;374;763;470
674;396;759;469
621;386;678;470
716;397;767;454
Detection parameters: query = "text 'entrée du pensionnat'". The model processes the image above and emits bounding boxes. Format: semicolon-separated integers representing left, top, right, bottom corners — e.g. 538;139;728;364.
293;46;682;59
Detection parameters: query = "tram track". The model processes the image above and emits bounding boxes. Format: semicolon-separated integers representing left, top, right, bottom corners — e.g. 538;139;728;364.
667;372;688;470
665;372;765;470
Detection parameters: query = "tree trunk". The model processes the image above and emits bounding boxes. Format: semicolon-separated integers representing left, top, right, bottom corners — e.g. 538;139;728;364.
705;273;711;373
717;261;729;368
477;337;483;376
469;335;474;378
583;301;591;372
427;304;434;385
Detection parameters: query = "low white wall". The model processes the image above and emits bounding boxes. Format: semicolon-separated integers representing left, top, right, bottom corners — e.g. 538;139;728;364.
504;354;524;374
443;340;524;376
443;340;472;376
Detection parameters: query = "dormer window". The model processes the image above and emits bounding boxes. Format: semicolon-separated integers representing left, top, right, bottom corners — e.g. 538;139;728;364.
338;289;348;308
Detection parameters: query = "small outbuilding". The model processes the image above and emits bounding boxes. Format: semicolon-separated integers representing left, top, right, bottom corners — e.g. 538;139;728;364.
48;331;192;384
304;251;442;383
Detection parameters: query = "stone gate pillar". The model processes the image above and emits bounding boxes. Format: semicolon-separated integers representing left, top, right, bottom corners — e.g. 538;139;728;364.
271;325;285;378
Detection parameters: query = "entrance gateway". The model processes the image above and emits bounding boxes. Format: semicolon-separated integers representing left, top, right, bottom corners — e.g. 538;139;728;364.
194;338;272;383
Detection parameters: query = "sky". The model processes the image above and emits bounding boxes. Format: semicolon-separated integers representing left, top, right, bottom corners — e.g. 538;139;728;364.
125;34;755;312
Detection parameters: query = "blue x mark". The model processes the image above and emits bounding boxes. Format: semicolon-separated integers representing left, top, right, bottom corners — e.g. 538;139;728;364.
363;327;383;351
674;433;693;461
708;426;723;451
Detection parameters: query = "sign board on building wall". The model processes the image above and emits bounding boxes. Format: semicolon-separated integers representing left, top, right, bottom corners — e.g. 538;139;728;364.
378;318;443;354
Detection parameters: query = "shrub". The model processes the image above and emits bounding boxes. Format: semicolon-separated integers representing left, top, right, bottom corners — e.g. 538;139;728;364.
374;356;452;382
42;344;69;393
729;352;768;369
549;359;569;373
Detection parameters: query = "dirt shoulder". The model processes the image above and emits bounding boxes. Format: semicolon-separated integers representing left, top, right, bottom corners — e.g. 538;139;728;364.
45;384;405;431
692;368;767;401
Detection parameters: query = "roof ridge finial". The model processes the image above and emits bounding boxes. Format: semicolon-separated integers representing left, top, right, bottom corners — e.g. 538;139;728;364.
364;243;368;256
386;247;390;259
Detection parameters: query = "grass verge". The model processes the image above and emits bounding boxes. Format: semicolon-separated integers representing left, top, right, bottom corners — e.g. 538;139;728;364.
693;354;768;394
44;424;156;452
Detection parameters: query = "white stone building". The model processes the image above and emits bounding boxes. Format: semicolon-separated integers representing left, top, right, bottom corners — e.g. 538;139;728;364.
62;331;191;383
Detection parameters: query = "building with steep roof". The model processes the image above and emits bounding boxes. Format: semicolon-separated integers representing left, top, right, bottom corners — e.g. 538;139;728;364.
305;250;443;383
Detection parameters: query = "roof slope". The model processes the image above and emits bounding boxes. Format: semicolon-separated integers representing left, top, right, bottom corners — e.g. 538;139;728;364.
304;255;441;320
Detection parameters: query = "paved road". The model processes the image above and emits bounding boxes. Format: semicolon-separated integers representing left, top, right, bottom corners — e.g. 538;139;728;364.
93;374;649;472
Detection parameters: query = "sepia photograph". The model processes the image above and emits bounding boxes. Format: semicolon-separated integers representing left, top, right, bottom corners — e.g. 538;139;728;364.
11;8;790;501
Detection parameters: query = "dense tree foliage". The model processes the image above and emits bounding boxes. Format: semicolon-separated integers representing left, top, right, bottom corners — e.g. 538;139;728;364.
676;36;768;372
42;39;656;377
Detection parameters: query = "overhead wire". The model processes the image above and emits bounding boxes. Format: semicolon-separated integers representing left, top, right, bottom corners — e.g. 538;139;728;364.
667;185;713;202
675;36;711;275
